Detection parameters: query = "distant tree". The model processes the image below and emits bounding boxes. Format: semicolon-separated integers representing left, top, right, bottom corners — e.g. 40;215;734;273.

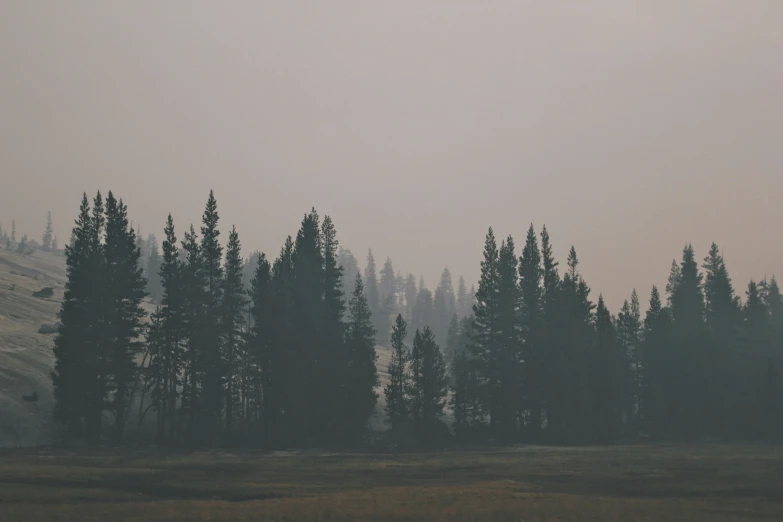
42;211;54;251
344;274;379;443
432;268;456;343
145;235;163;302
380;257;396;306
241;251;262;292
52;236;58;251
408;327;449;442
222;226;247;442
456;276;469;318
404;273;418;322
11;220;16;244
384;314;410;433
337;247;360;299
411;287;434;335
16;234;28;254
444;313;460;384
364;249;387;341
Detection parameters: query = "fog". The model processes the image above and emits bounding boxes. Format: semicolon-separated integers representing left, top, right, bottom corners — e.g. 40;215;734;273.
1;1;782;308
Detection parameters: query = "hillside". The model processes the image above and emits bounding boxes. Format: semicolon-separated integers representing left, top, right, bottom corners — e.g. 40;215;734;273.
0;248;392;447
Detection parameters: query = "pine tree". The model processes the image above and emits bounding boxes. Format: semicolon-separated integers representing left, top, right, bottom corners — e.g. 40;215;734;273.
471;228;501;437
42;210;54;251
590;295;621;443
150;214;185;444
337;247;360;299
103;192;147;441
11;220;16;244
199;191;224;444
364;249;388;342
290;209;323;443
52;194;93;438
616;290;642;431
320;215;348;443
248;252;273;444
519;224;543;441
16;234;28;254
380;257;396;308
52;236;58;251
539;225;562;441
558;246;594;443
444;313;461;384
451;316;483;440
432;268;456;344
456;276;469;318
384;314;410;433
269;237;296;445
345;274;379;443
180;224;207;442
408;327;449;443
411;287;434;334
404;273;418;322
145;235;163;302
641;285;671;434
222;226;247;442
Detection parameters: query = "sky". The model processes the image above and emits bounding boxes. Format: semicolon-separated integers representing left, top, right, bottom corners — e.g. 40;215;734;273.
1;1;782;311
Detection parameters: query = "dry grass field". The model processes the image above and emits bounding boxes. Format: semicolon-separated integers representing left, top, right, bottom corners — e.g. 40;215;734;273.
1;444;782;521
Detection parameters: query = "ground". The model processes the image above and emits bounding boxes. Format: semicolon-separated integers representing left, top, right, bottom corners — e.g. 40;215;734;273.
1;444;781;521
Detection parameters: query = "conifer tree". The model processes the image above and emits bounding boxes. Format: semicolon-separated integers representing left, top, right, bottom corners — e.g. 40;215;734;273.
345;274;379;443
433;268;456;344
103;192;147;441
616;290;642;430
471;228;501;436
411;287;434;335
408;327;449;442
150;214;185;443
52;194;93;438
364;249;386;341
42;210;54;251
404;273;418;322
52;236;58;251
320;215;348;443
456;276;469;318
222;226;247;441
199;191;224;444
519;224;543;441
539;225;562;441
180;224;207;441
290;209;323;443
337;247;360;299
11;220;16;244
451;316;483;440
384;314;410;433
248;252;272;443
380;257;396;306
590;295;621;443
444;313;461;383
145;235;163;302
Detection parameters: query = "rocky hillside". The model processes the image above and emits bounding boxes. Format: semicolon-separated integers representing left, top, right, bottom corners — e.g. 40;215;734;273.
0;248;393;447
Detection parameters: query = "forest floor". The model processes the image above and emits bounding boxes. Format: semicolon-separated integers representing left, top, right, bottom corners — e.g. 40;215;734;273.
1;444;782;521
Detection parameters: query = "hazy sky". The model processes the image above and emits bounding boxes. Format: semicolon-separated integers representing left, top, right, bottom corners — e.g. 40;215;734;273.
1;1;782;311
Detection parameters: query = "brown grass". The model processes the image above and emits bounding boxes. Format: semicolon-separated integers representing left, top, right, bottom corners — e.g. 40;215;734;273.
1;444;782;521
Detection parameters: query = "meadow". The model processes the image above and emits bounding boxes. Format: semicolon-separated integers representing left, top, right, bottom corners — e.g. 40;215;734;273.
1;444;782;521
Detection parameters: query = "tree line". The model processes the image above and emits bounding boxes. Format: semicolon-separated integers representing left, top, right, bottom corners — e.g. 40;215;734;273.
50;191;783;447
